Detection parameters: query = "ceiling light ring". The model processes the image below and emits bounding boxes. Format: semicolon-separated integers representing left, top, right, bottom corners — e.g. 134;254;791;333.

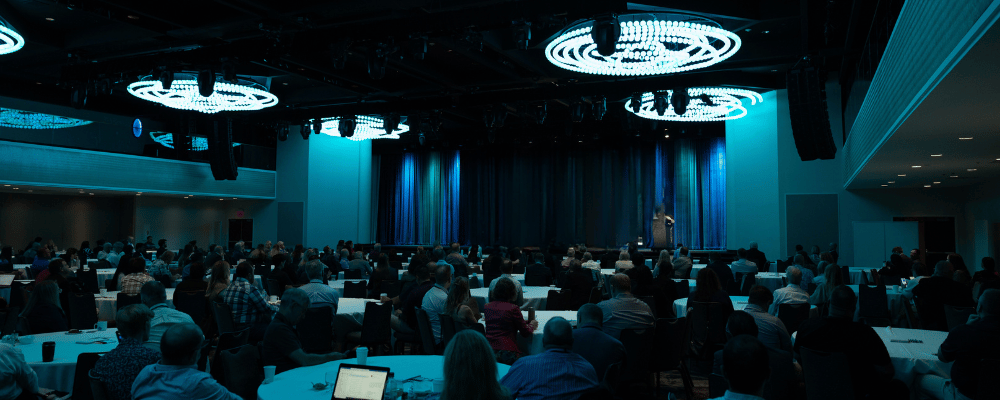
624;87;762;121
127;74;278;114
319;115;409;141
0;23;25;55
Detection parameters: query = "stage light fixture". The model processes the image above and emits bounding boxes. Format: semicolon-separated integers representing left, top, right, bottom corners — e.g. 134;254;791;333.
384;113;400;134
512;20;532;50
320;115;408;141
630;92;642;114
330;38;352;69
418;132;426;146
670;87;690;116
534;102;547;124
483;109;496;128
158;69;174;90
128;73;278;114
149;131;239;151
197;69;214;97
408;36;428;60
368;44;391;80
546;13;741;76
300;123;310;140
495;106;507;128
312;118;323;135
590;15;620;57
593;96;607;121
222;61;238;84
0;16;24;55
624;87;763;121
0;107;92;129
653;92;669;116
570;101;586;123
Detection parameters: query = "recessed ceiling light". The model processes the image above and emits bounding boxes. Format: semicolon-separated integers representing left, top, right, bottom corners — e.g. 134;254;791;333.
219;198;224;200
35;82;41;85
924;185;932;188
931;154;942;157
912;165;922;168
3;185;8;187
282;82;288;85
89;193;94;195
762;30;770;34
232;198;237;200
881;184;888;187
12;188;18;190
950;175;959;178
933;181;941;184
127;15;139;20
27;190;32;192
888;181;895;184
898;174;906;177
45;17;54;21
967;168;977;172
959;137;973;140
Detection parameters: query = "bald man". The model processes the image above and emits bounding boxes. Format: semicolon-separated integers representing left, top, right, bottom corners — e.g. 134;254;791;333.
131;323;240;400
499;317;598;400
572;304;625;379
919;289;1000;400
596;274;654;339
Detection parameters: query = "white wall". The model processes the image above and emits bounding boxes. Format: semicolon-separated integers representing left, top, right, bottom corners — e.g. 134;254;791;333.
0;192;132;250
134;196;277;249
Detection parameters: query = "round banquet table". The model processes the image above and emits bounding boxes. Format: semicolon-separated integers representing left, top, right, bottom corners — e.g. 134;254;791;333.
96;268;116;287
674;296;817;319
471;286;550;312
328;279;367;297
18;329;120;392
96;289;175;321
495;310;577;355
848;267;870;284
754;272;786;292
256;355;511;400
690;265;706;279
847;285;911;327
873;327;951;396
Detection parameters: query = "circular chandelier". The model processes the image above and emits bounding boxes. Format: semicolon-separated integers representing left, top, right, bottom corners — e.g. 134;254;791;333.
149;131;240;151
0;19;24;55
545;13;741;76
625;87;763;121
320;115;408;141
0;108;92;129
127;73;278;114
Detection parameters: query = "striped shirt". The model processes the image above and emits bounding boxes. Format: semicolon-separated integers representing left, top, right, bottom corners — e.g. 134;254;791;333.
499;348;598;400
220;277;277;328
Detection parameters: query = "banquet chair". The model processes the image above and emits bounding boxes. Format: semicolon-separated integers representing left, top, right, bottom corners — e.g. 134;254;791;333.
104;279;117;292
859;271;870;285
673;280;690;298
68;292;99;330
977;359;1000;399
73;352;106;400
524;273;549;287
708;373;729;399
943;304;976;331
253;263;271;282
640;296;657;319
343;281;367;298
439;313;457;347
870;269;882;286
77;268;100;294
116;293;141;311
601;361;623;396
173;291;207;324
212;301;237;334
840;266;851;285
652;318;694;400
343;269;363;280
545;289;573;311
88;369;110;400
483;274;501;290
777;303;810;334
217;343;264;400
735;273;755;296
297;306;334;353
799;347;855;400
0;307;19;336
266;279;283;299
776;260;788;274
380;280;403;299
469;275;482;289
8;282;28;310
216;327;251;354
588;287;602;304
415;307;442;355
619;328;655;391
858;285;891;327
346;301;394;356
383;267;399;281
687;301;730;361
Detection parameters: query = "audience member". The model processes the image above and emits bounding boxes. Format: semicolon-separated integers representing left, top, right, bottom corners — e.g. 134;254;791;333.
561;248;577;269
220;262;277;342
485;277;537;364
558;259;595;310
181;252;204;279
174;262;208;292
121;257;155;295
912;261;975;331
205;262;230;303
652;249;673;279
918;289;1000;400
348;251;373;276
421;263;452;346
572;304;625;379
394;261;434;336
261;288;346;374
613;251;633;272
705;252;734;293
712;311;758;374
730;248;757;277
131;323;241;400
141;281;194;350
768;267;809;317
903;261;931;301
745;286;791;351
791;255;814;292
948;253;968;273
107;242;125;268
829;243;839;264
672;247;693;279
20;281;67;334
878;254;906;284
692;268;734;313
30;247;51;277
525;252;553;286
430;330;511;400
43;258;83;294
746;242;768;273
809;264;842;306
444;244;470;278
596;274;654;339
445;277;480;328
710;335;771;400
298;260;340;316
795;286;908;400
0;342;40;400
94;304;161;400
712;311;797;400
624;256;654;297
814;252;833;284
148;250;176;283
499;317;598;400
489;261;524;305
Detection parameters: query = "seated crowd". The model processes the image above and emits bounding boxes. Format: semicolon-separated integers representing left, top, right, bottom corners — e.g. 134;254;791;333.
0;237;995;400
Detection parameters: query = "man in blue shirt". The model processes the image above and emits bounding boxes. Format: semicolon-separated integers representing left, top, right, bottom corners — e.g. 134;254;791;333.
421;263;451;344
500;317;598;400
571;304;625;379
132;323;240;400
298;261;341;315
709;335;770;400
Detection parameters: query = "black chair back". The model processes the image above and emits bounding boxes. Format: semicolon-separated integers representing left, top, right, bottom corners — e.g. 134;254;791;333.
73;352;106;400
859;271;870;285
687;301;730;360
116;293;140;311
483;274;501;289
380;280;403;299
545;289;573;311
343;281;368;298
708;373;729;399
800;347;856;400
415;307;440;355
253;263;271;282
1;306;19;336
217;344;264;400
777;303;810;334
298;306;334;353
944;304;976;331
212;301;237;334
524;272;549;287
978;358;1000;399
588;287;602;304
359;301;394;351
807;282;817;294
673;280;690;298
68;293;99;330
266;279;283;299
8;282;27;310
469;275;482;289
858;284;891;327
343;269;363;280
776;259;788;273
173;291;208;324
619;328;655;386
640;295;657;318
840;266;851;285
735;272;756;296
653;317;694;399
440;313;457;347
104;279;117;292
89;369;110;400
77;268;100;294
383;268;399;281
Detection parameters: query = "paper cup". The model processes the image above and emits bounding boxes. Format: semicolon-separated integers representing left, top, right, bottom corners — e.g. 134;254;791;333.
356;347;368;365
263;365;276;384
432;379;444;393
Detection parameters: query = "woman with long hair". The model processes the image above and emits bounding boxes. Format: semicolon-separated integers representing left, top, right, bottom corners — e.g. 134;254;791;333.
21;280;68;334
691;268;734;313
445;277;481;327
206;261;231;303
653;249;672;278
484;278;537;365
809;264;842;305
434;330;511;400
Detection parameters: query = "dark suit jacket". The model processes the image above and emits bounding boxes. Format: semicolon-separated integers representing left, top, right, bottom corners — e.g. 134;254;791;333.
625;264;654;297
525;263;553;286
912;276;975;330
559;269;595;310
746;248;767;272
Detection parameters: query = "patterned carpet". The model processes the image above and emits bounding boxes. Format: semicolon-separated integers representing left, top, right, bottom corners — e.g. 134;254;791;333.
657;372;710;400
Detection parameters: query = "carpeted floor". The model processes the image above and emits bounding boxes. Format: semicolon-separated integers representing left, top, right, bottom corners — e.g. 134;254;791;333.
657;371;710;399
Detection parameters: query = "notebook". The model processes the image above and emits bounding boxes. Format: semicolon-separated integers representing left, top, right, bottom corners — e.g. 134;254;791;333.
331;363;390;400
0;274;15;288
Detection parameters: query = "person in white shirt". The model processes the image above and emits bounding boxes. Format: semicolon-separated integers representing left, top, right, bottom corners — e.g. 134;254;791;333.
0;343;39;400
730;248;758;278
106;241;125;268
140;281;194;350
768;267;810;317
422;264;451;345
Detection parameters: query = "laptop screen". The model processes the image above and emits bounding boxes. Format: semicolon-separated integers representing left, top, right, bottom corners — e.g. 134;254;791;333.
331;364;389;400
0;275;15;287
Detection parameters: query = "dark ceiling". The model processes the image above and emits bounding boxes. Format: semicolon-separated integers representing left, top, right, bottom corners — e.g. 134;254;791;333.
0;0;876;151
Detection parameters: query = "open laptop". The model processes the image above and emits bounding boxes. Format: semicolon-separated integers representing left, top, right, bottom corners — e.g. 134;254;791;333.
331;363;390;400
0;274;14;288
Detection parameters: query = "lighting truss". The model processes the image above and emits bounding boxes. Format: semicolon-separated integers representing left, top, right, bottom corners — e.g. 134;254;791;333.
0;108;92;129
0;18;24;55
319;115;408;141
127;73;278;114
624;87;763;121
545;13;740;76
149;131;240;151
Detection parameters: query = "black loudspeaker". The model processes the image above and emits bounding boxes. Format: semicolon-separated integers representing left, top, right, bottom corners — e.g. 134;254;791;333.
209;118;238;180
786;67;836;161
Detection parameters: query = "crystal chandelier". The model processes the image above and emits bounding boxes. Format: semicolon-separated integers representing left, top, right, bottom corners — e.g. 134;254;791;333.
545;13;741;76
0;108;92;129
625;87;763;121
320;115;408;141
127;73;278;114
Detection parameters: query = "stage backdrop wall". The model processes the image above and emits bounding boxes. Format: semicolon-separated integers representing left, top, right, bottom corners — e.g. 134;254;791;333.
376;139;726;249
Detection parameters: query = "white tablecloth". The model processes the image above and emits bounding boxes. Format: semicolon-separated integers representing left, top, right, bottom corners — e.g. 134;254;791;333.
96;289;175;321
874;327;951;392
257;355;510;400
18;329;120;392
754;272;785;292
329;280;367;297
690;265;706;279
471;286;550;312
847;285;911;327
518;310;576;355
849;267;870;284
96;269;115;288
674;296;750;318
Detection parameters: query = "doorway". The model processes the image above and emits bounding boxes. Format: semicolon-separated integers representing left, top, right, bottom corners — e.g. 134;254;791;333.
229;219;253;250
892;216;955;268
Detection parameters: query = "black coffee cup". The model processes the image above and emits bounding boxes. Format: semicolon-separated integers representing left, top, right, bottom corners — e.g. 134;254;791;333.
42;341;55;362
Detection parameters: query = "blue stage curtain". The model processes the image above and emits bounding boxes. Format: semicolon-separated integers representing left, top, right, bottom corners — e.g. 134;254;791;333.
376;151;460;245
699;138;727;250
673;139;700;249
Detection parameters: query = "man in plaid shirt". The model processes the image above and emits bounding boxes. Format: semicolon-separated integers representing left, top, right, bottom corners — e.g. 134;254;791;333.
220;262;277;342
